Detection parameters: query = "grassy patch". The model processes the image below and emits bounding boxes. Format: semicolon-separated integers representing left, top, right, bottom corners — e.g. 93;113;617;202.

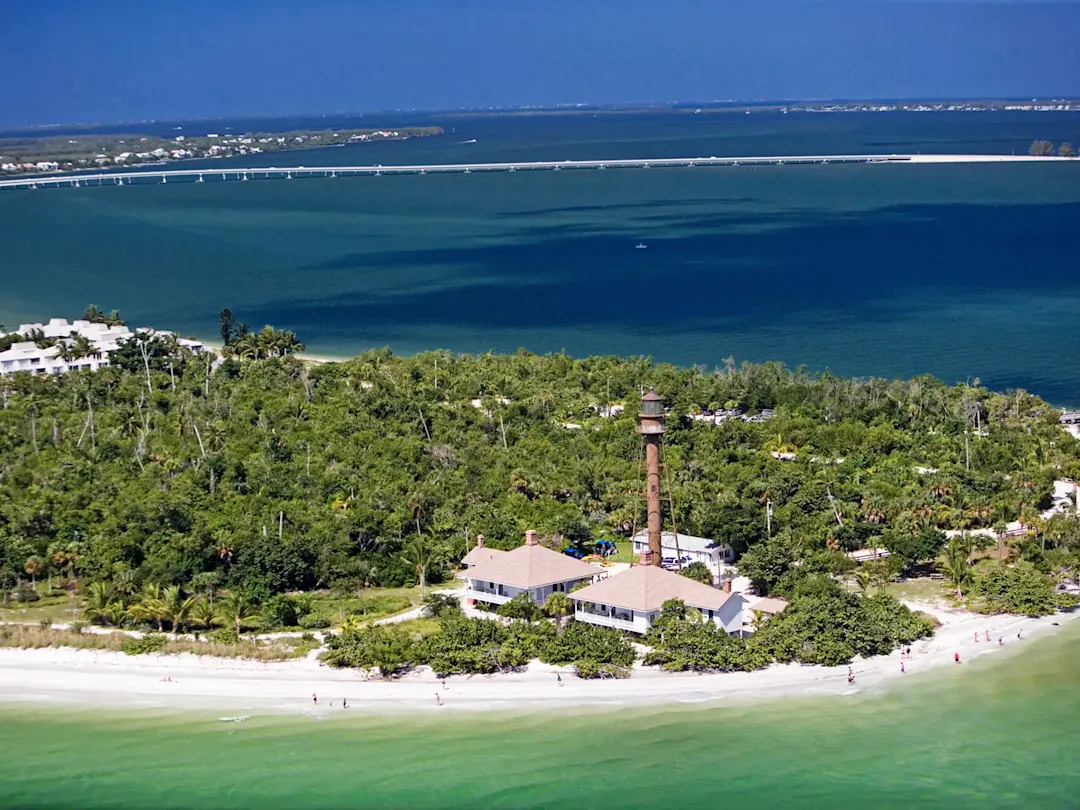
0;625;321;662
393;617;443;639
604;547;639;565
0;588;81;624
878;578;955;603
302;585;452;627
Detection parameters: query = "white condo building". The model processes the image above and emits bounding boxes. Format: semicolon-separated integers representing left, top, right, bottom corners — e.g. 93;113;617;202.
0;318;205;377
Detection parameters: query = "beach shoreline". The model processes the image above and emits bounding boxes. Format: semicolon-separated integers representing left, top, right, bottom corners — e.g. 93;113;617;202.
2;601;1077;718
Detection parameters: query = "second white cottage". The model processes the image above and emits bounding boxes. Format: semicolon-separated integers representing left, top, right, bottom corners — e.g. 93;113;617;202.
569;551;746;635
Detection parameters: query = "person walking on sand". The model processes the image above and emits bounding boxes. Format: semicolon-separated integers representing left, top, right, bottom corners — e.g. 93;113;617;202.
985;630;990;642
435;693;442;706
343;698;347;709
901;661;905;673
974;632;979;643
312;693;317;706
557;674;563;687
998;637;1004;646
955;652;960;664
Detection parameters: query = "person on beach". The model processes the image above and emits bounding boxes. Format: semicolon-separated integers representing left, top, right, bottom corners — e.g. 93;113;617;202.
985;630;990;642
557;674;563;687
999;637;1004;646
901;662;905;673
1017;629;1023;639
847;672;855;684
955;652;960;663
312;693;317;705
974;632;979;642
435;693;442;706
343;698;347;709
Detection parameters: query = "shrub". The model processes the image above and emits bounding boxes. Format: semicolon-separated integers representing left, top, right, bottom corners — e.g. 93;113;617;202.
322;625;414;676
680;562;713;584
210;627;240;644
573;660;630;679
17;588;40;603
971;563;1057;617
298;614;331;630
263;594;301;628
422;592;463;619
497;592;543;621
540;621;635;670
121;634;168;656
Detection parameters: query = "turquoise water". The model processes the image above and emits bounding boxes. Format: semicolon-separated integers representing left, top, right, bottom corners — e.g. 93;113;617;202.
2;112;1080;401
2;623;1079;809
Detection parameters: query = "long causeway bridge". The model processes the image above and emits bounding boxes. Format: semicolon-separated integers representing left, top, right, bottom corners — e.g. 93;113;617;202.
0;153;1060;190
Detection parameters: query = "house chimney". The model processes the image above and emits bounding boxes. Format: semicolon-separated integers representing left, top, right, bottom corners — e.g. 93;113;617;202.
638;549;654;566
525;530;538;546
723;579;732;593
476;535;485;548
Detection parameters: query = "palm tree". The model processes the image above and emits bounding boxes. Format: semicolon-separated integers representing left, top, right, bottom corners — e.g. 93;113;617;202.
219;592;260;635
100;601;131;628
341;615;364;632
23;556;45;589
401;535;435;595
940;537;973;599
131;583;168;631
763;433;798;457
191;597;217;630
854;566;873;594
544;591;573;626
83;581;115;624
190;571;222;609
160;585;198;633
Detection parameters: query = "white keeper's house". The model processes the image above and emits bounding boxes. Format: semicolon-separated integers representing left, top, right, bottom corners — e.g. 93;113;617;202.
569;551;747;635
461;530;604;608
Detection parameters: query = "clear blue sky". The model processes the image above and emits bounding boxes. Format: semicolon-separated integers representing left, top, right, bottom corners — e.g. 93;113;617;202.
4;0;1078;126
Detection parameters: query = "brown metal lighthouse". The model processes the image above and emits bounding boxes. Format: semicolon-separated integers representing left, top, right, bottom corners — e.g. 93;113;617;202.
637;387;666;565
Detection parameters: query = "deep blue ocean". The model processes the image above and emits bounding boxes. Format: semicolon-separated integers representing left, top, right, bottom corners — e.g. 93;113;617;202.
2;111;1080;401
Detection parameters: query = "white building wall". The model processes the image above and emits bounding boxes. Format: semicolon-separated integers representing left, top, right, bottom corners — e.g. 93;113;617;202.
465;576;592;607
574;597;745;635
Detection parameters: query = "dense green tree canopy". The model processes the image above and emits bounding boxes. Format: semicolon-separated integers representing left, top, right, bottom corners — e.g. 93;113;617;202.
1;348;1078;604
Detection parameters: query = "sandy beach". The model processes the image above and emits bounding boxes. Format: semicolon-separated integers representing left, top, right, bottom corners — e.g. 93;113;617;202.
2;601;1076;717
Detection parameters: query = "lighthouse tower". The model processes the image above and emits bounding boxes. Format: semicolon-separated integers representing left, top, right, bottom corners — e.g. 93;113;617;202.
636;387;666;566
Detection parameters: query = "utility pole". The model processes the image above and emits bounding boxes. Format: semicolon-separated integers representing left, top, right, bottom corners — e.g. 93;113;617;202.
637;388;666;565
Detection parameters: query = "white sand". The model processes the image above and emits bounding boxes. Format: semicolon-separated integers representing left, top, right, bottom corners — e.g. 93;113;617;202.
2;602;1076;716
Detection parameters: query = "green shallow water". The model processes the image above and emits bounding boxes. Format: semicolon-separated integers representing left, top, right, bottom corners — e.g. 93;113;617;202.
2;623;1079;809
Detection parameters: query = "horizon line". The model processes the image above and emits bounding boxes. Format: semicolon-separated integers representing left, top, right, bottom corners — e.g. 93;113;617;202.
4;94;1080;133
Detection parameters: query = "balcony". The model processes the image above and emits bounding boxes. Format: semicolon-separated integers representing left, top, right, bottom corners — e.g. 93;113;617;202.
573;609;637;632
464;588;512;605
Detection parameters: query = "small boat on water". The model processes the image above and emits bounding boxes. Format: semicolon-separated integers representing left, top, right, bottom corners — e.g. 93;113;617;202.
635;243;648;249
